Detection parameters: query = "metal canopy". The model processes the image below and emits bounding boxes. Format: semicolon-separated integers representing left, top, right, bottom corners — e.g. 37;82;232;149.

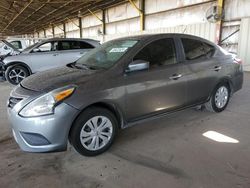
0;0;125;36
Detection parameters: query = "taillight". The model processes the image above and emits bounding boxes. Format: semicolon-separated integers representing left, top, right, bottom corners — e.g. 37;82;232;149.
234;58;242;65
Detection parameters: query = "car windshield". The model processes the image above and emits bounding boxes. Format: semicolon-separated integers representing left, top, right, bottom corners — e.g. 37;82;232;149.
75;39;138;70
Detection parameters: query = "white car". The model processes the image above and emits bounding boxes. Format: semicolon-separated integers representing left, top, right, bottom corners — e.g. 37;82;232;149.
1;38;100;85
0;40;20;57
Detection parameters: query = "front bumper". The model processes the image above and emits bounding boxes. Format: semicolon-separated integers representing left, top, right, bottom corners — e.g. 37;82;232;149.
8;102;79;153
0;61;5;79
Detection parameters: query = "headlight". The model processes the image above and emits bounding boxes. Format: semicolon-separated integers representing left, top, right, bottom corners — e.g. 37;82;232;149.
19;86;75;117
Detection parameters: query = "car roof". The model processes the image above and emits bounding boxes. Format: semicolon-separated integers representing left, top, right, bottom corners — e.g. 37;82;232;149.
111;33;215;46
42;38;99;43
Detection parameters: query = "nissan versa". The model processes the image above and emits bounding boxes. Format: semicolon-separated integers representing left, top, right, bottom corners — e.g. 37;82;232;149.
7;34;243;156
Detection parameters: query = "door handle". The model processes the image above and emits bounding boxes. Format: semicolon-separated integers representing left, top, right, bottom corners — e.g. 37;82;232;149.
53;54;59;56
213;66;222;71
169;74;182;80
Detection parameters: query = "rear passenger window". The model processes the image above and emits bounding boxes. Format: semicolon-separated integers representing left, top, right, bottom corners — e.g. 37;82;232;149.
181;38;215;60
134;38;177;69
59;41;94;51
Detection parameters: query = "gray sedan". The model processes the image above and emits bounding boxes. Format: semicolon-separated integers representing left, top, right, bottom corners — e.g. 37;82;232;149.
1;38;99;85
7;34;243;156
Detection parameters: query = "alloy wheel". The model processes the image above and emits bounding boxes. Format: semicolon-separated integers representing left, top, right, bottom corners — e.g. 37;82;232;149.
8;68;27;84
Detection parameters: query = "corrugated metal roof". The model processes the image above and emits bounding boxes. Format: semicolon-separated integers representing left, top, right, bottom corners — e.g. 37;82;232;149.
0;0;126;37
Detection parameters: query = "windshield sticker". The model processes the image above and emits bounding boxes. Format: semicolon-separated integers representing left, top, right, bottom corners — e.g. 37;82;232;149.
109;47;128;53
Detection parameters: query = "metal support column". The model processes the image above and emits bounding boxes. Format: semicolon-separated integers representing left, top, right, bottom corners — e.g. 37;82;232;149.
79;17;83;38
43;29;46;38
217;0;225;44
128;0;145;31
52;25;55;37
63;22;66;38
102;10;106;35
88;9;106;35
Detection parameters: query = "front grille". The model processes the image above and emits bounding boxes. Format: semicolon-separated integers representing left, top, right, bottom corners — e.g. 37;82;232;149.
8;97;23;109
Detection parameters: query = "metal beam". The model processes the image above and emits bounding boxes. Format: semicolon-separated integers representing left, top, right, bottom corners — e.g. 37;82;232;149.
2;0;33;32
19;1;73;33
52;26;55;37
13;0;49;30
66;17;79;28
216;0;225;44
0;4;14;13
19;1;90;34
88;9;102;22
63;22;66;37
16;0;125;35
79;17;83;38
102;9;106;35
128;0;144;31
140;0;145;31
88;9;106;35
43;29;46;38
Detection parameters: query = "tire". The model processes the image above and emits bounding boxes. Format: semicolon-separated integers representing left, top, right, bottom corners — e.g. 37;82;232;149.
69;107;118;156
205;83;230;113
5;65;30;85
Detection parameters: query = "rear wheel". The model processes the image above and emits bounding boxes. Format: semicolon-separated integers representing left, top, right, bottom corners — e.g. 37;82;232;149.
5;65;29;85
205;83;230;112
69;107;118;156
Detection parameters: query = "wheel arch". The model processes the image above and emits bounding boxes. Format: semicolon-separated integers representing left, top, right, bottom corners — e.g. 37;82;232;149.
5;61;32;75
209;77;233;100
68;101;125;141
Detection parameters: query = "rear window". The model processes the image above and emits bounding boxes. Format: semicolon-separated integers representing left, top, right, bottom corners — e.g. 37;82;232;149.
181;38;215;60
59;41;94;51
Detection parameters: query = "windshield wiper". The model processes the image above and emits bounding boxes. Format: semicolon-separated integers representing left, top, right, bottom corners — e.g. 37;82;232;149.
74;63;90;70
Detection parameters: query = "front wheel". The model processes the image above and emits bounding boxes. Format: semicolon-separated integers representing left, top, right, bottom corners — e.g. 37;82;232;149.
69;107;118;156
205;83;230;112
5;65;30;85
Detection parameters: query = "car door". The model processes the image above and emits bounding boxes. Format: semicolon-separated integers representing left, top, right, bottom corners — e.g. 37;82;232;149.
179;38;221;105
124;37;187;121
27;41;61;72
57;40;94;65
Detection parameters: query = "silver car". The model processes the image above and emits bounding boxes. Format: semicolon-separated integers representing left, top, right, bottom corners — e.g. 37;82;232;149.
1;38;99;85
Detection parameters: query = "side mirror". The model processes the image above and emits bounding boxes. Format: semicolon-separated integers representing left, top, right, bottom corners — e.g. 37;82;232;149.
126;59;149;73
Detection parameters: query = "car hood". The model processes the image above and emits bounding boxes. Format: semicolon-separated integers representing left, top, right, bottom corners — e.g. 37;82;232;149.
20;66;99;92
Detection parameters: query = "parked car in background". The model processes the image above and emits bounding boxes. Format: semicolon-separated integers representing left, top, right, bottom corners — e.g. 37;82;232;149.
0;40;20;57
0;40;20;79
1;38;100;85
0;39;29;57
7;34;243;156
8;39;29;51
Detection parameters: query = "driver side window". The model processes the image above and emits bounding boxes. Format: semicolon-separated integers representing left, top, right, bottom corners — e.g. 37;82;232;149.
33;42;57;53
133;38;177;69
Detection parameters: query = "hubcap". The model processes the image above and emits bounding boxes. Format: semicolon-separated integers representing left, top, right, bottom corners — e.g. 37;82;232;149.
215;86;229;109
80;116;113;151
9;68;27;84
